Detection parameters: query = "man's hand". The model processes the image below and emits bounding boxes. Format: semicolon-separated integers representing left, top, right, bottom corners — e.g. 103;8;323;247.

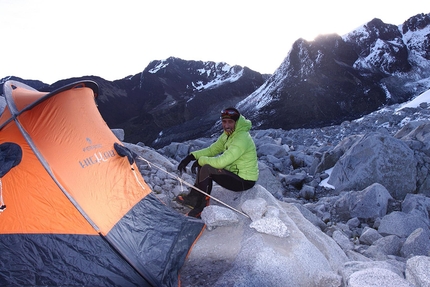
177;154;195;173
191;160;201;174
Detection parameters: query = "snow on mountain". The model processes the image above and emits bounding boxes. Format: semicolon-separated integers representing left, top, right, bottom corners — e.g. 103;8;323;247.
399;88;430;109
192;63;244;91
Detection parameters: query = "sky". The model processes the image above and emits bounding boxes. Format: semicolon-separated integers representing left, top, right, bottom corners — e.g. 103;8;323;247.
1;0;429;84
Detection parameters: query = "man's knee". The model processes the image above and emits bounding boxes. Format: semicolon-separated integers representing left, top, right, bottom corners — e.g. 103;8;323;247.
199;164;215;179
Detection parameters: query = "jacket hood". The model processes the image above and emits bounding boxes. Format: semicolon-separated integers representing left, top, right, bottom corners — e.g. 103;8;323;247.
232;115;252;134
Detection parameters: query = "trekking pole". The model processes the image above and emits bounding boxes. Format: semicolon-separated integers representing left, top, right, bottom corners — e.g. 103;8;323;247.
136;155;250;219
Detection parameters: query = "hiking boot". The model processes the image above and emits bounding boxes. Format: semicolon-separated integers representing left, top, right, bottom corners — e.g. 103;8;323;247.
186;196;209;219
187;207;203;218
175;194;198;209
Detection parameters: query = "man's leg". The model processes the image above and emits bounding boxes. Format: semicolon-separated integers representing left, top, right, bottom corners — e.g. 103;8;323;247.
175;165;211;209
200;165;255;191
186;165;214;218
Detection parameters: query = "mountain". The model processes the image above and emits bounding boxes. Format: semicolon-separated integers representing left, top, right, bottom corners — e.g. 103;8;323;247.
2;13;429;148
1;58;266;147
237;13;430;130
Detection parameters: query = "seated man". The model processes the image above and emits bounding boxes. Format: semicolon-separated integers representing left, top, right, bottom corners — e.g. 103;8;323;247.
176;107;259;218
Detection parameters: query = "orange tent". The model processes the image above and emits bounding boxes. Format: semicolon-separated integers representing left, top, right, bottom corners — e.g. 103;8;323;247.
0;80;203;286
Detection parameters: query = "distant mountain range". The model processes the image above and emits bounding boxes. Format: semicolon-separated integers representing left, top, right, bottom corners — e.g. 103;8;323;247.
1;13;429;148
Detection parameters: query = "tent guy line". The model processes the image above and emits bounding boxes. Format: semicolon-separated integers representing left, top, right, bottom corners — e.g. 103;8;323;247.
136;154;250;219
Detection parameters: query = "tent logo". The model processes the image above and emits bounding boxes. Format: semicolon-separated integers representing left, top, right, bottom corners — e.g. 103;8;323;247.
82;137;103;152
79;149;115;168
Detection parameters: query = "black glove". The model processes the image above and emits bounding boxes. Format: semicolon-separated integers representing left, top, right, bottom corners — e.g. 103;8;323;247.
114;143;136;165
191;160;201;174
177;154;195;173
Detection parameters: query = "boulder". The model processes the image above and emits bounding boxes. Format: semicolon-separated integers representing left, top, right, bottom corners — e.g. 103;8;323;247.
299;184;315;200
328;132;416;200
201;205;239;231
294;203;327;230
347;268;413;287
363;235;404;260
340;260;405;283
180;185;349;287
359;226;383;245
241;197;267;221
282;171;307;189
313;271;342;287
405;256;430;287
402;193;430;219
378;211;430;238
316;135;363;173
400;228;430;258
256;162;284;199
257;143;288;158
398;121;430;156
111;128;125;141
332;183;392;221
349;183;393;219
332;230;354;252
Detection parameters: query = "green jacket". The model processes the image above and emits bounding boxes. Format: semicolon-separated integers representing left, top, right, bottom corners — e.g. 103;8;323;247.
191;115;259;181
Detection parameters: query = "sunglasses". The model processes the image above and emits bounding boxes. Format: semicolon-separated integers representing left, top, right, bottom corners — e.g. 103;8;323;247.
221;109;239;117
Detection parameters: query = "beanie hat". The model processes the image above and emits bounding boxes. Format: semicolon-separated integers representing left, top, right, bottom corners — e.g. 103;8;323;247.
221;107;240;121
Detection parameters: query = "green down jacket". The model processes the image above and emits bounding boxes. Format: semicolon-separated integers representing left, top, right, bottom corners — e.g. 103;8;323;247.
191;115;259;181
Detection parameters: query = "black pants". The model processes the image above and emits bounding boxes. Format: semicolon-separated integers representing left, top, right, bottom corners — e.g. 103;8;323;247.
189;164;256;207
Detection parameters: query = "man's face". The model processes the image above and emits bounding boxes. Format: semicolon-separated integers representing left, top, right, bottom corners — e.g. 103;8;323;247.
222;118;236;135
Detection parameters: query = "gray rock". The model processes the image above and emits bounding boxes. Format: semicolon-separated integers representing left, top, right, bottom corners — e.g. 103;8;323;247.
359;226;383;245
313;271;342;287
249;217;290;238
293;203;327;230
316;135;362;173
394;120;430;139
345;250;373;262
282;171;307;189
125;143;176;171
363;235;404;260
201;205;239;231
400;228;430;258
257;143;288;158
399;121;430;156
347;268;413;287
241;198;267;221
332;183;392;221
350;183;393;219
328;132;416;200
378;211;430;238
402;193;430;219
111;128;125;141
256;162;284;199
406;256;430;287
183;185;349;287
340;260;405;283
332;230;354;251
299;184;315;200
346;217;360;229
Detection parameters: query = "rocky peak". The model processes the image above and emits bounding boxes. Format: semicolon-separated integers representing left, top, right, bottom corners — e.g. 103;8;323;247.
238;13;430;134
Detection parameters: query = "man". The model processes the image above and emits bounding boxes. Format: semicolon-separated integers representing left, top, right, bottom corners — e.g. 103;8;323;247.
176;107;259;218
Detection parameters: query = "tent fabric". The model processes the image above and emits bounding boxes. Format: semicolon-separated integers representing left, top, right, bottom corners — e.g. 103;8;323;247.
0;80;204;286
0;234;151;287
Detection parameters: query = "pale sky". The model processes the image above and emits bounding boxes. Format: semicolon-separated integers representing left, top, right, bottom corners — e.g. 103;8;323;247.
1;0;428;84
